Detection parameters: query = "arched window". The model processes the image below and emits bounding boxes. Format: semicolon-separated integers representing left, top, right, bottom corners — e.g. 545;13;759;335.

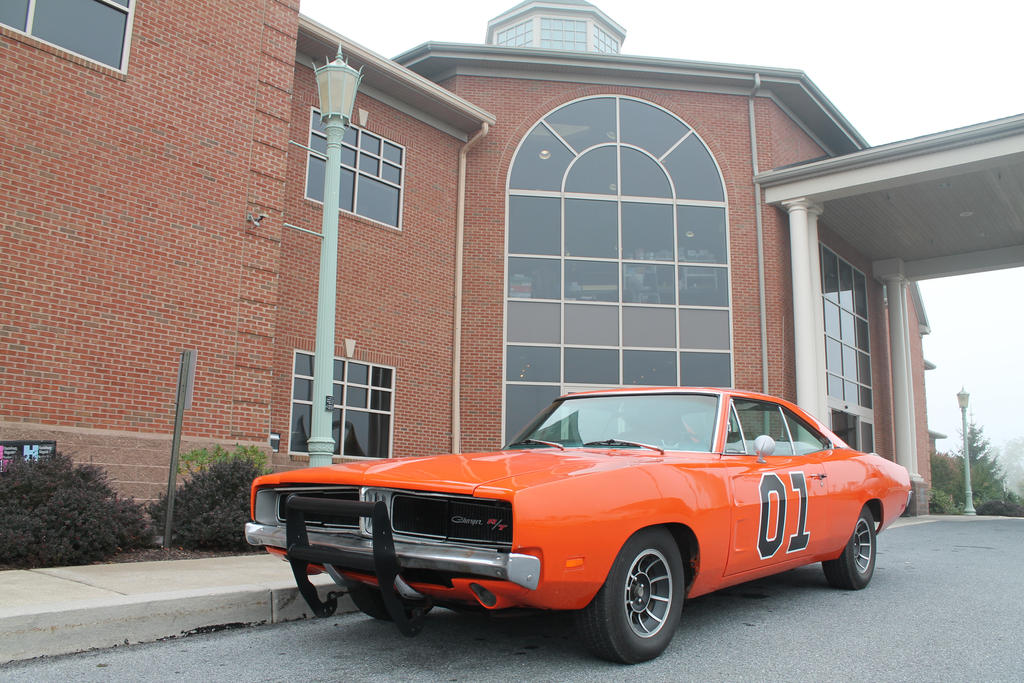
504;96;732;437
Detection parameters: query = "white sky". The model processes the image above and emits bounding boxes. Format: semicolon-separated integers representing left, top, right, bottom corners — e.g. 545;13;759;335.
300;0;1024;451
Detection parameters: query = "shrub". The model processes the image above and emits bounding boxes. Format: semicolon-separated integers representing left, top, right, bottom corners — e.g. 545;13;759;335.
149;457;265;551
975;499;1024;517
0;452;153;568
178;443;267;477
928;487;957;514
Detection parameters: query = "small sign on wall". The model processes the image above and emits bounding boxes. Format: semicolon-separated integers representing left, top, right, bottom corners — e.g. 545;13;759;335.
0;440;56;473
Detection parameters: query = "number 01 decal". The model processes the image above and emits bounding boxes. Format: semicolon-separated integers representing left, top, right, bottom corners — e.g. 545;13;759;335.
757;472;810;560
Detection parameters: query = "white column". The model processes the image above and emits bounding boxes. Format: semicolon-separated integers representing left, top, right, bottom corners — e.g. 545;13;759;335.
884;274;916;475
783;199;821;418
805;206;828;422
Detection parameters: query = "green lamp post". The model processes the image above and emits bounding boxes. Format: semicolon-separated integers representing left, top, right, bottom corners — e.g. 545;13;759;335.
957;387;976;515
308;50;362;467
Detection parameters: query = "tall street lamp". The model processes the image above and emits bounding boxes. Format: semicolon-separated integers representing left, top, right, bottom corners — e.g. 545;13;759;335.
308;50;362;468
957;387;976;515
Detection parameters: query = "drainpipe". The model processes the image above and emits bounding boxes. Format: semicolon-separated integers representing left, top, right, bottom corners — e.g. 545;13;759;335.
452;122;490;453
747;74;769;394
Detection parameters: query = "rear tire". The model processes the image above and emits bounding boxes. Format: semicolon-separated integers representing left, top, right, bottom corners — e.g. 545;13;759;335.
576;528;684;663
822;506;876;590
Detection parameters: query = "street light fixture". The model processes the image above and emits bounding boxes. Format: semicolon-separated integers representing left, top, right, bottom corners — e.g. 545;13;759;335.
308;50;363;468
957;387;975;515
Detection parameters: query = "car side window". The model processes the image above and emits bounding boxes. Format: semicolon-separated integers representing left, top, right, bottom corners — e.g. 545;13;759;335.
725;405;746;453
733;399;793;456
783;408;831;454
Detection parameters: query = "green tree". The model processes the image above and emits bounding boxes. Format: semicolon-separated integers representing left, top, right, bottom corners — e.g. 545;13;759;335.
935;419;1009;510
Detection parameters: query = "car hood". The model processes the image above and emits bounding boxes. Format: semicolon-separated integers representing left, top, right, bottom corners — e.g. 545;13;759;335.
261;448;669;497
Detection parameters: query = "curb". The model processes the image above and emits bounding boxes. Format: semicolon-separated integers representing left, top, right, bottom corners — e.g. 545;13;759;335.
0;577;351;663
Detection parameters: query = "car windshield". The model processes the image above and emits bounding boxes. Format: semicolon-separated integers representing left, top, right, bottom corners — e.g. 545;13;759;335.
508;393;719;452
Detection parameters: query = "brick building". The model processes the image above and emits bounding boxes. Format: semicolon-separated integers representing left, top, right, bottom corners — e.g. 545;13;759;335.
4;0;1023;511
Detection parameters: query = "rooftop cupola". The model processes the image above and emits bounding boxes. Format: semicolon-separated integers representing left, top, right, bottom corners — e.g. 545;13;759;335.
486;1;626;54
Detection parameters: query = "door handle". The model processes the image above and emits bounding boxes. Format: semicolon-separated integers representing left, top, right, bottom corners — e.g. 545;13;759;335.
809;473;827;480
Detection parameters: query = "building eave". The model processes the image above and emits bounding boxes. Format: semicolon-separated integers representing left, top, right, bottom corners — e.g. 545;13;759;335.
394;42;866;156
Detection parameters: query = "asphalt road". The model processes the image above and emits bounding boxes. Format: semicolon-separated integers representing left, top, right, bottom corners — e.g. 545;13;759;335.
4;517;1023;682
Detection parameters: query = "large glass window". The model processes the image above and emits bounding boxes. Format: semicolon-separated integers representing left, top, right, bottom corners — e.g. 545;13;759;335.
504;96;731;438
496;20;532;47
540;17;586;50
821;247;871;409
1;0;133;70
306;109;405;229
289;351;394;458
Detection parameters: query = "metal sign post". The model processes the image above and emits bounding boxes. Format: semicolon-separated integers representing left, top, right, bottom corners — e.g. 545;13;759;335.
163;349;196;548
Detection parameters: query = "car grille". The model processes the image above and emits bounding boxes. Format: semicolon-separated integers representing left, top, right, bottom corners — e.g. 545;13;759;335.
276;487;361;529
391;494;513;547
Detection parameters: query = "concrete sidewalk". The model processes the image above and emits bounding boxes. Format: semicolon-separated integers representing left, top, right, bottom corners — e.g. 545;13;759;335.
0;553;351;664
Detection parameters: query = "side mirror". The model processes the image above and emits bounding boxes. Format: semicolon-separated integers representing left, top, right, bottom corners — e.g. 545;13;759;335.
753;434;775;463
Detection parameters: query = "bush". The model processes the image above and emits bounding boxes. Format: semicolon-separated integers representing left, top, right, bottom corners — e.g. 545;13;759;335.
149;457;266;551
0;452;153;568
975;499;1024;517
178;443;267;477
928;487;957;514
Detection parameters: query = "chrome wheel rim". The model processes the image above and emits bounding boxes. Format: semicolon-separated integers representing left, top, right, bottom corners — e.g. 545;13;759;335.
623;548;673;638
852;518;874;574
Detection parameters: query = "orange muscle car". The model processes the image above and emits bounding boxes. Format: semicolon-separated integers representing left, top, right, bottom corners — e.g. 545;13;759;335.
246;387;911;663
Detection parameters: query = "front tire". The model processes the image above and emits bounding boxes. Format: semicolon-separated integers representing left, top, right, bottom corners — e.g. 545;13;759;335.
576;528;684;663
822;506;876;590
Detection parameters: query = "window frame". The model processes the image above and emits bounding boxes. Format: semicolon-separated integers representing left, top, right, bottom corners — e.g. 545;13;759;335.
288;350;396;460
305;108;406;230
1;0;135;72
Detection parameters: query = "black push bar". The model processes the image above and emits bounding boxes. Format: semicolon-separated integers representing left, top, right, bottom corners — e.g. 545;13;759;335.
285;494;426;636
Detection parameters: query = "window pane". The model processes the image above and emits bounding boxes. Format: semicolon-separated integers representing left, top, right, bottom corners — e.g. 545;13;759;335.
359;154;379;175
311;110;326;135
370;389;391;411
784;409;830;454
734;400;789;454
382;142;403;164
356;176;399;227
678;266;728;307
508;196;560;255
838;261;854;310
509;124;573;191
565;146;618;195
306;156;325;202
821;249;840;302
620;148;671;198
564;304;618;346
622;307;675;348
663;135;724;201
565;199;617;258
339;168;355;212
860;421;874;452
290;403;312;452
545;97;616;153
565;348;619;384
360;132;381;155
293;378;312;402
826;337;842;373
333;359;345;381
858;351;871;386
623;263;675;304
844;381;859;404
371;367;393;388
827;373;844;399
623;350;676;385
506;346;560;382
309;133;327;155
680;351;731;387
824;300;840;337
507;302;560;343
33;0;127;68
332;383;344;406
843;345;858;380
565;260;618;302
677;206;727;264
679;309;730;350
853;271;868;318
508;257;560;299
506;384;562;439
619;99;689;159
622;202;673;261
340;146;356;168
343;126;357;145
348;362;368;384
342;411;369;457
860;387;873;409
856;318;870;352
294;353;313;376
381;163;401;184
347;386;368;408
840;310;856;345
0;1;29;30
